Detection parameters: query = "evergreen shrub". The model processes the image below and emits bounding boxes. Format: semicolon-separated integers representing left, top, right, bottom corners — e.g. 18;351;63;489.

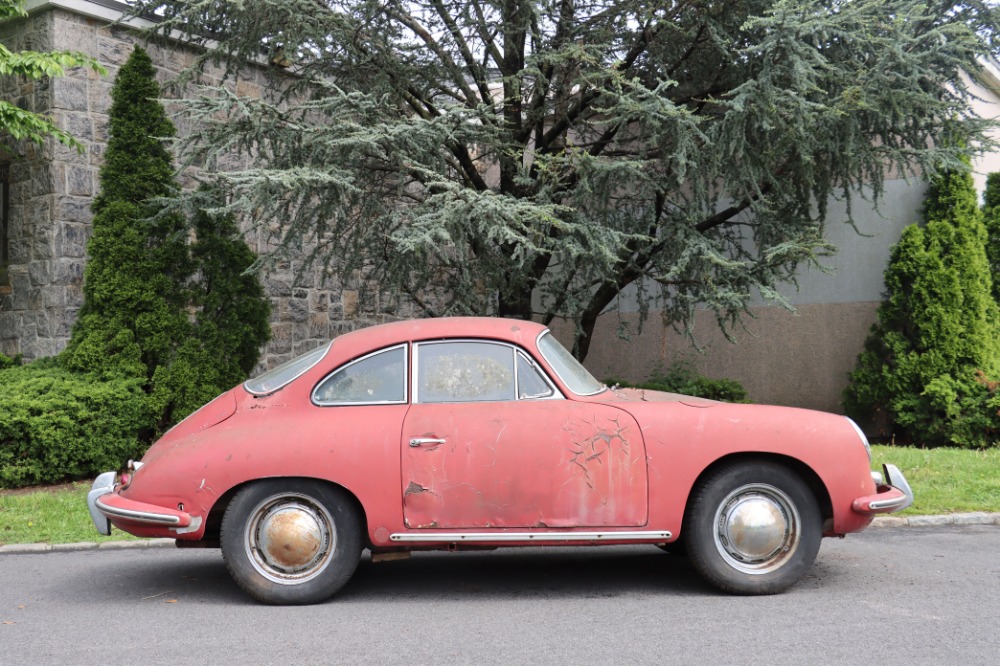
982;173;1000;304
605;363;750;403
62;46;269;436
844;168;1000;448
0;361;150;488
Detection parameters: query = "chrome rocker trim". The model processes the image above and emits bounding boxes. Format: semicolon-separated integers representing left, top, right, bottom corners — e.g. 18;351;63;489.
390;530;672;543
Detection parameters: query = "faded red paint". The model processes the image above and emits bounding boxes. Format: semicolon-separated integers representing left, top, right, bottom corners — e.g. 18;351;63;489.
401;402;647;528
97;316;907;552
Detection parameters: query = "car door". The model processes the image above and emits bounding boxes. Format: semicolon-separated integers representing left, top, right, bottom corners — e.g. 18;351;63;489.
400;340;648;529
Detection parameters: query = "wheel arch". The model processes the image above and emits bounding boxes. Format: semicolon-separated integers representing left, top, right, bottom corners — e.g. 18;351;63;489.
678;452;833;537
201;476;369;545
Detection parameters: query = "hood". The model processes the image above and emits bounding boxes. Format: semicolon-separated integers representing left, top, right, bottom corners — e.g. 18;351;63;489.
606;386;719;408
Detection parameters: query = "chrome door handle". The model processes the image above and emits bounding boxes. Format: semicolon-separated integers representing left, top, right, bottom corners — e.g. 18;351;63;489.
409;437;446;448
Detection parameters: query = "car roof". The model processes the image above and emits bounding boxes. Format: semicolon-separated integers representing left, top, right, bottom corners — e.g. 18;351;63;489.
331;317;550;355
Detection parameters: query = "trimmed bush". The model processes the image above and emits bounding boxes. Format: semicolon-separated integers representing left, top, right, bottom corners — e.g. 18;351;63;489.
0;352;20;370
983;173;1000;304
63;46;269;435
606;363;750;403
0;361;150;488
189;188;272;387
844;167;1000;447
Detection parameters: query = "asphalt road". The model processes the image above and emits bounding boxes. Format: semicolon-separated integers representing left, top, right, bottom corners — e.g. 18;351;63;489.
1;525;998;666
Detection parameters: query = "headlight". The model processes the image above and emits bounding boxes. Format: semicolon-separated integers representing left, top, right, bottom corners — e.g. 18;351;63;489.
844;417;872;462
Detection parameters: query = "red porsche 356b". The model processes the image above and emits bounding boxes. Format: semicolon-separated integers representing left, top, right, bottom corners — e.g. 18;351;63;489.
88;317;912;604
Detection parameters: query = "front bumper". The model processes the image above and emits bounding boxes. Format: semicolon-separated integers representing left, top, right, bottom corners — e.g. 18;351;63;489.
87;471;198;536
852;464;914;514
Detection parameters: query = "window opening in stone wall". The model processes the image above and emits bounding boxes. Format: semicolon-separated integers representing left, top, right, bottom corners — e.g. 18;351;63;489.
0;164;9;289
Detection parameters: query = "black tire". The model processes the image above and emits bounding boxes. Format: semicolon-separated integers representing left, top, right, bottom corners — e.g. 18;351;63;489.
683;461;821;595
220;479;363;605
656;536;686;557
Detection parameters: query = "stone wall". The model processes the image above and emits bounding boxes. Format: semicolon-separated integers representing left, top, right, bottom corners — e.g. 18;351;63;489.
0;4;406;368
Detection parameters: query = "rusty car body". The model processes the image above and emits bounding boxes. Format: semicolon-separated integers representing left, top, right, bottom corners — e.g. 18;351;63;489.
87;317;912;603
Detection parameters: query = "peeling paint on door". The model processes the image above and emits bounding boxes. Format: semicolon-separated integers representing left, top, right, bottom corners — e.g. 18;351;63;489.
401;401;648;529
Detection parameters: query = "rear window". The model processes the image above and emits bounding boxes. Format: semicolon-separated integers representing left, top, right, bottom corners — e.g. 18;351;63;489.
244;342;331;395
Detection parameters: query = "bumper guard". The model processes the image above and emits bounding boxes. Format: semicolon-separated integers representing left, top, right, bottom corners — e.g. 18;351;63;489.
853;463;914;514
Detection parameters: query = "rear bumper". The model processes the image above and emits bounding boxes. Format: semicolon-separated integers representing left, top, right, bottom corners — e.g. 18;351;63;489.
852;464;914;514
87;471;198;536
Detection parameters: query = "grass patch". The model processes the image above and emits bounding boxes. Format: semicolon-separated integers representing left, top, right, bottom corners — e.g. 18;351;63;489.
0;446;997;545
0;482;141;546
872;445;1000;515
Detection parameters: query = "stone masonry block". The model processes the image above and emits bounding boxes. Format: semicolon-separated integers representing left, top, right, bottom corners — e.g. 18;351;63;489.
98;35;134;65
43;285;66;309
52;259;84;286
55;223;90;258
57;196;92;225
90;80;113;116
28;260;51;286
269;323;293;354
52;15;98;54
65;284;83;308
58;112;94;142
30;165;56;197
9;238;32;264
51;77;89;112
66;165;93;196
342;290;359;317
308;312;330;339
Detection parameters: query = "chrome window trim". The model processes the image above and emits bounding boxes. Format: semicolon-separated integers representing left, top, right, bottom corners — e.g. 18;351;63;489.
535;330;607;396
311;344;409;407
413;339;564;404
515;349;561;400
244;341;332;396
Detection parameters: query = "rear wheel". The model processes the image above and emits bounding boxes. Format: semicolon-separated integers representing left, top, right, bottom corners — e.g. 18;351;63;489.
684;461;821;595
221;479;362;605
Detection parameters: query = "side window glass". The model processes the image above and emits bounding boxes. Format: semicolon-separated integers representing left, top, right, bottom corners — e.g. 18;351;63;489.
517;352;554;399
417;341;515;403
314;345;406;405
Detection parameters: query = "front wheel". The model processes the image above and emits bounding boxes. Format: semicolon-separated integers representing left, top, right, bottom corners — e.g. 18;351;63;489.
683;461;821;595
221;479;362;605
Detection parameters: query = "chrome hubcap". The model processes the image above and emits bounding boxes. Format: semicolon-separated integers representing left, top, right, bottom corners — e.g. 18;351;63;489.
245;494;336;584
713;484;800;575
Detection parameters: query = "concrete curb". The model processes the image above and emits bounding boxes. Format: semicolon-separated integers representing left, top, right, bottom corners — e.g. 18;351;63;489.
868;511;1000;528
0;538;175;555
1;514;999;555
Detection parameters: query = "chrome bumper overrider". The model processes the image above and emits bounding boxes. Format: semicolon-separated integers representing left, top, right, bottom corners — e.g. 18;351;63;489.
87;471;116;536
853;463;914;514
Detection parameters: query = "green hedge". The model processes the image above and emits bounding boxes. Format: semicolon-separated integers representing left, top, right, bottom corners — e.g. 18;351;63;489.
0;358;151;489
605;363;750;403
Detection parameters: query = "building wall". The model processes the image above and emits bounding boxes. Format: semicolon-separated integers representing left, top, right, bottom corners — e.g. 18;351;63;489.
0;3;411;367
580;177;929;413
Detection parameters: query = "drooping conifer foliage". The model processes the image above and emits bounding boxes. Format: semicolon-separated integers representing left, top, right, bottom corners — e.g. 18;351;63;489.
131;0;1000;359
64;46;270;433
844;168;1000;447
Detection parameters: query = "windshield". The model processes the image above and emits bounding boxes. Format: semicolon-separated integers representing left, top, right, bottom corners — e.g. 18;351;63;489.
536;331;605;396
244;342;331;395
